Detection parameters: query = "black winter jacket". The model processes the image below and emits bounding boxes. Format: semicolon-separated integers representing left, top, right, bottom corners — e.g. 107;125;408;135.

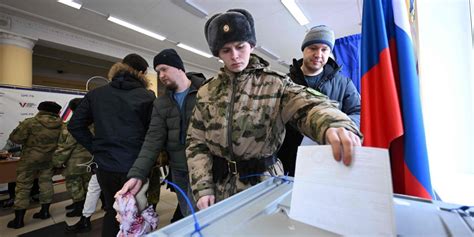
127;72;205;181
68;63;156;173
277;57;361;176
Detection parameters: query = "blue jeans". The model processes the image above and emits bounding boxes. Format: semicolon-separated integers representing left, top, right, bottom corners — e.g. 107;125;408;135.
171;169;196;216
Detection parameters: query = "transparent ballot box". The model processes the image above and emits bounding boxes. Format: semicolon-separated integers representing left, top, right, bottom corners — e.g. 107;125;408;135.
149;177;473;236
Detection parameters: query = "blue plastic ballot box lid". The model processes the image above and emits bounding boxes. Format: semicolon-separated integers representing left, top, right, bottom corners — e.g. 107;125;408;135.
149;177;473;236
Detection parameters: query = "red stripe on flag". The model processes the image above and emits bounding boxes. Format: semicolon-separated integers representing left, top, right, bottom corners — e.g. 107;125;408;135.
390;137;432;199
361;46;403;148
62;108;72;122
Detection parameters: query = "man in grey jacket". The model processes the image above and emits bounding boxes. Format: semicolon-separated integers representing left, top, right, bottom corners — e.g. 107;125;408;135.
116;48;205;218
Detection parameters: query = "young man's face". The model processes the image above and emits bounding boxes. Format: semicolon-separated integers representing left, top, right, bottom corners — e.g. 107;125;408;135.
301;43;331;74
155;64;180;91
218;41;254;73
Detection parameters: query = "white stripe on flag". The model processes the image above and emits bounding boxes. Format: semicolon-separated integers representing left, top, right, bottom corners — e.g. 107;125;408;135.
392;0;412;40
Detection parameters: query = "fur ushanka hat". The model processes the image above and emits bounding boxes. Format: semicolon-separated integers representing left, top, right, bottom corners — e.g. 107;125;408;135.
204;9;256;57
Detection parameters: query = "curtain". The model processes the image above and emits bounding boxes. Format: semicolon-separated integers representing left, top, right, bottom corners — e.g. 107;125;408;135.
333;34;361;92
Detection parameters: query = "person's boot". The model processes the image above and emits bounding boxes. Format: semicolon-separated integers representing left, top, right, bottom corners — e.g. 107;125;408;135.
2;198;14;208
66;200;84;217
65;202;75;210
65;215;91;233
32;203;51;219
7;209;26;229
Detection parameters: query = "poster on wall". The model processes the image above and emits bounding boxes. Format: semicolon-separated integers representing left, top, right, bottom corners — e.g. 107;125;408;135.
0;85;85;148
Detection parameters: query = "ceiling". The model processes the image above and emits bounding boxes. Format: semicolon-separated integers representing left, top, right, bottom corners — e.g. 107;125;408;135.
0;0;363;75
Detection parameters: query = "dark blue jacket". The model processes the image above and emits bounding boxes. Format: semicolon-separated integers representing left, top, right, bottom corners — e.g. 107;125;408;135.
127;72;205;181
68;63;156;173
277;57;361;176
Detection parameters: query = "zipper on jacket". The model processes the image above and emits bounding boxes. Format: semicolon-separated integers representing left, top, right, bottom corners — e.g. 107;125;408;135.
227;75;237;161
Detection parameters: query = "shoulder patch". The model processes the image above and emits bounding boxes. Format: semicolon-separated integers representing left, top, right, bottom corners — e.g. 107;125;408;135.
306;87;324;97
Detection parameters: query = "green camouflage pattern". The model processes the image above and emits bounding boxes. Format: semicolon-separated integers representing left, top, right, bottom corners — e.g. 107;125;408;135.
52;123;93;202
214;158;284;202
9;111;62;209
52;123;93;176
14;166;54;209
65;173;91;202
186;54;362;201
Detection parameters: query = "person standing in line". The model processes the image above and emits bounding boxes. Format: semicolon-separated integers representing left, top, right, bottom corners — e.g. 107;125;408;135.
186;9;362;211
65;173;102;233
7;101;62;229
278;25;361;176
52;98;92;218
68;54;155;237
116;48;205;220
1;140;40;208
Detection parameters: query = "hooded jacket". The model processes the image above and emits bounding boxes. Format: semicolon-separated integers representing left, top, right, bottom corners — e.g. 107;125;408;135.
186;54;361;200
127;72;205;181
9;111;62;169
68;62;156;173
277;57;361;176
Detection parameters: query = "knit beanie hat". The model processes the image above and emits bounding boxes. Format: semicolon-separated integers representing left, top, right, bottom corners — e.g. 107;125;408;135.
301;25;335;51
122;53;149;73
205;9;256;56
153;48;185;72
38;101;62;114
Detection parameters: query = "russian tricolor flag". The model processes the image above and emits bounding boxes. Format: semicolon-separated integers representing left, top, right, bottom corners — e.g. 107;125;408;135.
360;0;434;199
61;107;73;122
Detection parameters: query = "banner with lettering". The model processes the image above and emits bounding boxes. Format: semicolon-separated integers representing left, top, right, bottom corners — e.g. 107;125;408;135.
0;85;84;148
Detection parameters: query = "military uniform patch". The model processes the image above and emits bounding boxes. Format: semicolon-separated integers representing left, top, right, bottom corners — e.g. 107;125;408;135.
306;87;324;96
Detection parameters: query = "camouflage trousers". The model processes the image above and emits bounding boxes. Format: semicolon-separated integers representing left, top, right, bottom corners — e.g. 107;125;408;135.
65;173;92;202
14;167;53;210
214;159;284;203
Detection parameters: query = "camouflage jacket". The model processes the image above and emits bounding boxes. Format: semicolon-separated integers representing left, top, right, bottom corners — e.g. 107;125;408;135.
9;111;62;169
186;54;362;200
52;123;92;176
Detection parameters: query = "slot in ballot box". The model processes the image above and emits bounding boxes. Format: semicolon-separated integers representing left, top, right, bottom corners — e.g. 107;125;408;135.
149;177;474;236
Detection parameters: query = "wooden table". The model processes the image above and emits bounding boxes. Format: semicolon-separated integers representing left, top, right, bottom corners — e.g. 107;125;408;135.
0;158;19;183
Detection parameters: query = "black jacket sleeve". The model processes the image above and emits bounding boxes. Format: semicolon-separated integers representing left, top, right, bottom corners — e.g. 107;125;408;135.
67;95;94;153
127;100;167;181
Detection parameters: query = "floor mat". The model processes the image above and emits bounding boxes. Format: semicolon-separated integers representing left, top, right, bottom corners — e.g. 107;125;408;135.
0;191;71;217
19;217;103;237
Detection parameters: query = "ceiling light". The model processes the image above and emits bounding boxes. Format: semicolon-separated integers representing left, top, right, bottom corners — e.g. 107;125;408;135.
281;0;309;25
177;43;213;58
278;60;291;67
256;46;280;60
57;0;82;9
107;16;166;41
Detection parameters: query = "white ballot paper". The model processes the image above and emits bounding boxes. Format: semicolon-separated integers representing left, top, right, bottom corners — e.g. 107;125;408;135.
289;145;396;236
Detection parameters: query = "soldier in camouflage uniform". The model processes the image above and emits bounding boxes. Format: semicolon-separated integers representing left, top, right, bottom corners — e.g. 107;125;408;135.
186;9;363;210
52;98;92;218
7;101;62;229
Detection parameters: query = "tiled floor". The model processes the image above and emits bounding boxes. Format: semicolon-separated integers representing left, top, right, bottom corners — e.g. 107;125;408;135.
0;182;178;236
